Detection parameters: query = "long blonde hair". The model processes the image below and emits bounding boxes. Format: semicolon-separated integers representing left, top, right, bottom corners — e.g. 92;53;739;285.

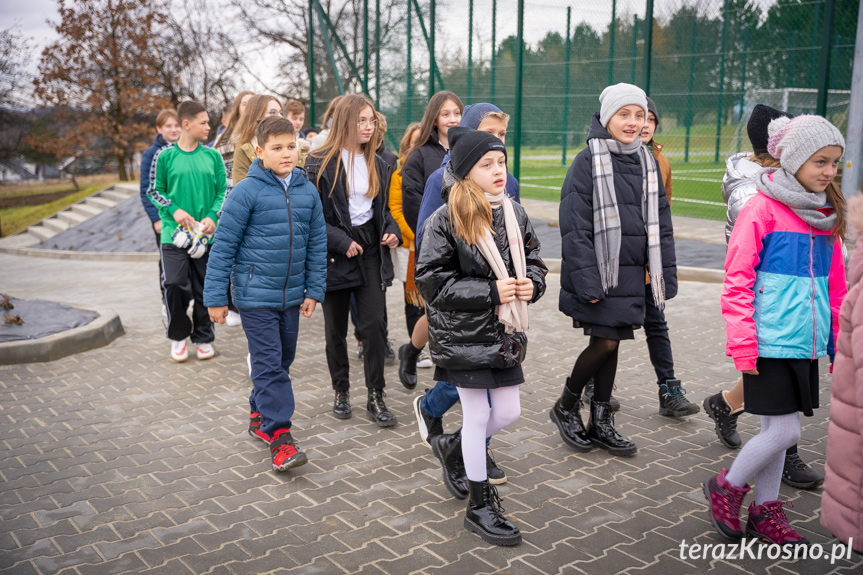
311;94;381;199
218;91;254;145
399;122;421;163
234;95;282;147
448;178;492;245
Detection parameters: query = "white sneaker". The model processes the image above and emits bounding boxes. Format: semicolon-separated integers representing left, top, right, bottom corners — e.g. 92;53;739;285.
225;311;242;327
196;342;215;360
417;349;433;369
171;339;188;362
247;353;252;377
161;304;168;319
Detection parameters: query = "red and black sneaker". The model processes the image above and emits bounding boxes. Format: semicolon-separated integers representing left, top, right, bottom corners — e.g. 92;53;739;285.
270;429;308;472
248;412;270;445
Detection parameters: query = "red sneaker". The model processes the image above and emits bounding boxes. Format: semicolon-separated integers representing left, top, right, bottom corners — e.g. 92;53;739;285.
746;500;810;547
270;429;308;472
702;468;750;540
248;412;270;445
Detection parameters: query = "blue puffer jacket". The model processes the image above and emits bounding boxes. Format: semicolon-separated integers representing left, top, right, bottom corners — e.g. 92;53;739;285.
140;133;169;224
204;160;327;310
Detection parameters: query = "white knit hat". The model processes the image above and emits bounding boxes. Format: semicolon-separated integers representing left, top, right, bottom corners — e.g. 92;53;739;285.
767;115;845;175
599;83;648;128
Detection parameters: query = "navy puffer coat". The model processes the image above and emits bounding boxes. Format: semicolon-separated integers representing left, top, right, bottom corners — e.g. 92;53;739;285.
204;160;327;310
559;113;677;327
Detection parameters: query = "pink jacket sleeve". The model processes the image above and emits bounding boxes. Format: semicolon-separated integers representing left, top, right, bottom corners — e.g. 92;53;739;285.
828;238;848;361
722;200;769;372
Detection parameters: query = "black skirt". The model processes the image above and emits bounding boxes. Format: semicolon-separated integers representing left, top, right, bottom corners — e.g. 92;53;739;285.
743;357;819;417
434;365;524;389
573;320;636;341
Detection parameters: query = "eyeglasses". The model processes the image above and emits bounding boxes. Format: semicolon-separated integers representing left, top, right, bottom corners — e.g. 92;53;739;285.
357;119;378;127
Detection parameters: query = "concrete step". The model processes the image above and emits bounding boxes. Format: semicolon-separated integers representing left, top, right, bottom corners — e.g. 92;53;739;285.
56;210;88;226
84;197;117;210
101;189;134;203
42;217;71;233
71;203;101;218
28;225;56;242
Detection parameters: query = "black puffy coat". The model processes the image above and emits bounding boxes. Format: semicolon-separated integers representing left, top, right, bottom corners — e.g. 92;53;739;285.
305;152;401;292
559;113;677;327
415;203;548;371
401;130;447;233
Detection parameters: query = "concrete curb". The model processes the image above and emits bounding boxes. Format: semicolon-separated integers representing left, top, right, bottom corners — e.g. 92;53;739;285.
542;258;723;283
0;306;125;365
0;245;158;262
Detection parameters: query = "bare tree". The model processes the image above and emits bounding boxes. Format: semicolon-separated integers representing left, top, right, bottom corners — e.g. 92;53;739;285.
0;22;31;109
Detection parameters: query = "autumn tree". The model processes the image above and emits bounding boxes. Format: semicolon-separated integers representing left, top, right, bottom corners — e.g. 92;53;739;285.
33;0;170;181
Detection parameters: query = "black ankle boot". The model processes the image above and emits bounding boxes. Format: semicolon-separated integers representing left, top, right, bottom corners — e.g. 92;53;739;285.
398;343;422;390
366;389;397;427
587;400;637;457
464;480;521;546
431;431;468;499
658;379;700;417
583;380;621;412
703;392;742;449
782;450;824;489
549;383;592;452
333;390;351;419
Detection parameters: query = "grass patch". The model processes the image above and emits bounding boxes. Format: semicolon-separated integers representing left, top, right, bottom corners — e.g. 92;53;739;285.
0;175;124;236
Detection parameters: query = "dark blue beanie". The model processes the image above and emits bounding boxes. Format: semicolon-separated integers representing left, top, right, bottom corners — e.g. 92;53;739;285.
460;103;504;129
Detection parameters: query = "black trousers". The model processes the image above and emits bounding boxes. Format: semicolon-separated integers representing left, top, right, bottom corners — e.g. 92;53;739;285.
323;253;387;391
160;243;214;343
153;226;166;299
643;283;675;384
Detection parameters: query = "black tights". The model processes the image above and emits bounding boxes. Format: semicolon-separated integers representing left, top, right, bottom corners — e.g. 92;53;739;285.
566;337;619;402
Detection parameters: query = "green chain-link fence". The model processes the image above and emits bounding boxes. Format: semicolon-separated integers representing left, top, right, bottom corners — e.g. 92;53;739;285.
306;0;859;220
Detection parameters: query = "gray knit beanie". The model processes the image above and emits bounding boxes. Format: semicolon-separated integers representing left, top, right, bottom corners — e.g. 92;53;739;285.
767;115;845;175
599;83;648;127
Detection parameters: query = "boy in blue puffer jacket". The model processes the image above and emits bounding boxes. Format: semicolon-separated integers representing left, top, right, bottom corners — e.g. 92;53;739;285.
204;117;327;473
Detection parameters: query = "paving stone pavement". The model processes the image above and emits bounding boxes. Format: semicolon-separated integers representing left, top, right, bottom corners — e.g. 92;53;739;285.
1;252;861;575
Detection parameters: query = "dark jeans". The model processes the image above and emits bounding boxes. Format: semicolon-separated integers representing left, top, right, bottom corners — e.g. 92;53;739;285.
323;253;387;390
160;244;214;343
240;307;299;436
153;226;165;299
643;283;675;384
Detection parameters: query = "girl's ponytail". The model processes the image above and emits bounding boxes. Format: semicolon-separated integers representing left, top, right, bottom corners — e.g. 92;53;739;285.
825;182;847;241
448;179;492;245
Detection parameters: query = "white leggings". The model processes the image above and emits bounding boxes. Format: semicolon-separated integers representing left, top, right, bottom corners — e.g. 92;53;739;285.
457;386;521;482
726;412;801;505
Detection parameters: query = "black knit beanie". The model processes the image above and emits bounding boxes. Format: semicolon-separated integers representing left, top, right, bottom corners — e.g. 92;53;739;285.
646;97;659;125
448;127;507;181
747;104;794;155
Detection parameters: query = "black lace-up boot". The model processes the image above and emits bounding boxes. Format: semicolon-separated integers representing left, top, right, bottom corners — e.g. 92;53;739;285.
464;480;521;546
549;383;592;452
366;389;397;427
587;400;637;457
333;390;351;419
431;431;468;499
658;379;700;417
703;392;743;448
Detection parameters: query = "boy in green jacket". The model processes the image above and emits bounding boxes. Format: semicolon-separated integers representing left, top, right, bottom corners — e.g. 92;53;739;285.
149;100;227;362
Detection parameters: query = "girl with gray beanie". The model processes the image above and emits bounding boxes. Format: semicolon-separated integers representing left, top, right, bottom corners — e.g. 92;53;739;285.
555;83;678;457
704;114;847;547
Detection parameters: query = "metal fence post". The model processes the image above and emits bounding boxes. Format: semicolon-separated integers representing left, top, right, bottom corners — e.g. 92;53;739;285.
308;0;315;124
314;0;344;95
430;0;436;96
842;0;863;198
809;2;822;89
642;0;654;94
609;0;616;85
468;0;473;104
631;15;638;84
491;0;497;102
375;0;380;109
407;0;412;122
363;0;369;91
715;0;729;163
817;0;836;115
737;27;750;152
788;30;797;88
513;0;524;180
563;6;571;166
684;17;697;163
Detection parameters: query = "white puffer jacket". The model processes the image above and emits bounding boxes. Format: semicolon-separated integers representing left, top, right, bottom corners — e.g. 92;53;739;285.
721;152;762;243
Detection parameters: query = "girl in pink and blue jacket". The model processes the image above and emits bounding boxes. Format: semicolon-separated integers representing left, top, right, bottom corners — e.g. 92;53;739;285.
703;115;847;548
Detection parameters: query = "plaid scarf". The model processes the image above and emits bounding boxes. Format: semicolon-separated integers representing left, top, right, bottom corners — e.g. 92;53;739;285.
588;136;665;310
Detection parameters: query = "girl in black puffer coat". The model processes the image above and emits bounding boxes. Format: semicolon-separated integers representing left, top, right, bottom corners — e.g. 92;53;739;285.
416;128;547;546
552;84;677;458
